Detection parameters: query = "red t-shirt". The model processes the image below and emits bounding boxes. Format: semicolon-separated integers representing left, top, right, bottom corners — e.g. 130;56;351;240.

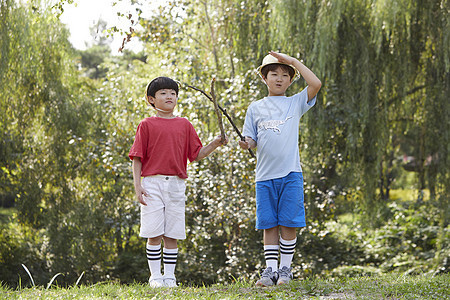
128;116;203;179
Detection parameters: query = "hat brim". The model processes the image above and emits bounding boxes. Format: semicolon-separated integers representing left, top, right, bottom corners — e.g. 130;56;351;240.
256;63;301;82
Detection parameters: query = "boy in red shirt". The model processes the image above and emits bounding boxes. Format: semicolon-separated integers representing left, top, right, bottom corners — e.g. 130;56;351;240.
129;77;228;287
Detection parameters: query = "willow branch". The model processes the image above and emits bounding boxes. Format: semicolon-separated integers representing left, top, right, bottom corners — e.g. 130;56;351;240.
184;83;256;158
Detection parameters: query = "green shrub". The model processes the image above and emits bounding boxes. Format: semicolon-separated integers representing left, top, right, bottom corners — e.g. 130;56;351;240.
0;222;47;287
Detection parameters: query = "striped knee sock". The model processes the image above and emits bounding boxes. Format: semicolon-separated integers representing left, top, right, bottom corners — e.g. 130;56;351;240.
163;248;178;278
279;237;297;269
264;245;279;271
146;244;162;278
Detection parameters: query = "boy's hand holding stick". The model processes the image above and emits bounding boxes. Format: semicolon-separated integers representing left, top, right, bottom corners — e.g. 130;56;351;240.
184;80;256;158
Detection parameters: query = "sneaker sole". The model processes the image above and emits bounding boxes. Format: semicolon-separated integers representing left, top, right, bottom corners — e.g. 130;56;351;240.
277;279;292;285
256;280;274;287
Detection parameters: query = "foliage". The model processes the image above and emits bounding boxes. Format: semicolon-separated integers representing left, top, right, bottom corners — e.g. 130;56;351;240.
365;201;449;275
0;0;138;286
0;221;47;287
0;0;448;289
327;199;449;276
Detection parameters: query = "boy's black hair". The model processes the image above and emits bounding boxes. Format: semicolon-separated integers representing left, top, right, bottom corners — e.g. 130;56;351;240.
146;77;179;107
261;64;295;80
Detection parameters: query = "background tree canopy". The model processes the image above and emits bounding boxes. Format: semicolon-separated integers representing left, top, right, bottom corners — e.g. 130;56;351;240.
0;0;448;287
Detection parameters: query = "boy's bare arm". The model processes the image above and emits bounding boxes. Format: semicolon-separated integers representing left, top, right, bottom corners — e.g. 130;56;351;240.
239;137;256;150
269;51;322;101
132;156;148;205
195;135;229;161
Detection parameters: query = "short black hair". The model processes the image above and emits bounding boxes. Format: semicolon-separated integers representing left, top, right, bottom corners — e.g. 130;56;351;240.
146;76;179;98
261;64;295;80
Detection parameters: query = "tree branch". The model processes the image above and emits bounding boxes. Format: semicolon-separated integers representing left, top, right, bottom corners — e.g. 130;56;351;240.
389;85;427;105
210;78;226;143
183;82;256;158
202;0;220;72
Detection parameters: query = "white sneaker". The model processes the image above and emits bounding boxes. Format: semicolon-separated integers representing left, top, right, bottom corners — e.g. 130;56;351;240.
148;275;164;288
256;267;279;287
163;276;177;288
276;266;293;285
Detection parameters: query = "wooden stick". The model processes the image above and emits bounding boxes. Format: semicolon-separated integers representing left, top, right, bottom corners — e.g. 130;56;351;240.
209;78;226;144
184;83;256;158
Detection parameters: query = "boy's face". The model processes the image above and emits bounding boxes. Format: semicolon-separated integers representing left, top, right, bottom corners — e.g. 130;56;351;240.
148;89;178;112
263;66;293;96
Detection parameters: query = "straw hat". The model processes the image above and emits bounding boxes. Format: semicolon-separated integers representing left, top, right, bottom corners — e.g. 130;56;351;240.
256;54;300;82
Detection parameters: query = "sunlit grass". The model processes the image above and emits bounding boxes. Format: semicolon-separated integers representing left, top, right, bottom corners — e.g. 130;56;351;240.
389;188;430;202
334;188;431;224
336;212;358;225
1;274;448;299
0;207;16;224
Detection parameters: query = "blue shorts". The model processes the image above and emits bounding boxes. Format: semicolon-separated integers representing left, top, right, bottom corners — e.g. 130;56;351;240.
255;172;305;229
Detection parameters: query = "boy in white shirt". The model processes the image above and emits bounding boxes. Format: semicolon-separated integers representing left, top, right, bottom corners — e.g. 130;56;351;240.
240;52;321;286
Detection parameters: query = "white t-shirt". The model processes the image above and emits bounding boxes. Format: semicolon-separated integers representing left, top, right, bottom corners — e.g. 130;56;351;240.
242;87;316;182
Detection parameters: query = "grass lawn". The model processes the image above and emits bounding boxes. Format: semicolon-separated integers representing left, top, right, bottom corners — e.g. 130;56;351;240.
1;273;448;299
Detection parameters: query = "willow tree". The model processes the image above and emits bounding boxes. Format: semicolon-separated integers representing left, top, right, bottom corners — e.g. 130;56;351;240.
0;0;127;286
1;0;74;227
267;0;449;224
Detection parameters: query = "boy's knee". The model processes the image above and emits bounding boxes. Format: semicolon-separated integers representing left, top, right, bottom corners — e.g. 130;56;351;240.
264;226;279;233
163;236;178;248
280;226;297;240
148;235;163;245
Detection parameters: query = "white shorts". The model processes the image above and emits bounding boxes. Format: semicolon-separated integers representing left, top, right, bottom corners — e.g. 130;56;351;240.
139;175;187;240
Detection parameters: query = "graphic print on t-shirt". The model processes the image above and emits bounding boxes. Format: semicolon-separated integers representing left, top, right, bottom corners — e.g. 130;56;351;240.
258;116;293;133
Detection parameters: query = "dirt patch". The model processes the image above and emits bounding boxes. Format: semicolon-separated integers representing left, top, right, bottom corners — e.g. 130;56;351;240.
319;292;356;299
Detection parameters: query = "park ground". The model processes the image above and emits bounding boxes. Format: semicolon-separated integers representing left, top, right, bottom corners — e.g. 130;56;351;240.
1;273;449;299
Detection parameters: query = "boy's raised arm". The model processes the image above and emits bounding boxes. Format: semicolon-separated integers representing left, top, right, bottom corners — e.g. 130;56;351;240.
269;51;322;101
